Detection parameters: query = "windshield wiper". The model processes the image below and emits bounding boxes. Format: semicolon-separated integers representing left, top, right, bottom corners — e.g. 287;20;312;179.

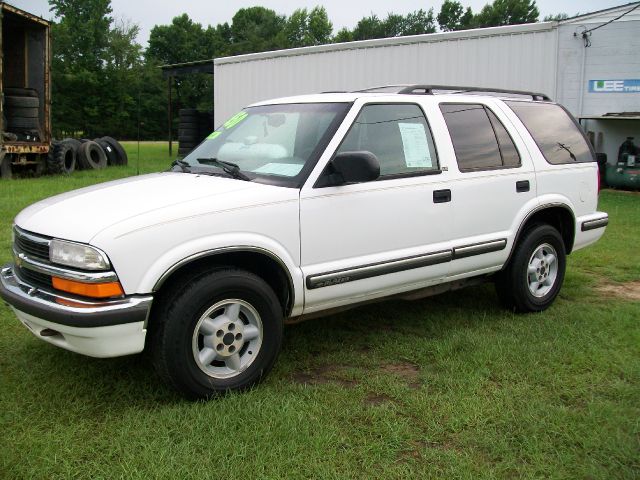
556;143;577;161
197;158;251;181
170;159;191;172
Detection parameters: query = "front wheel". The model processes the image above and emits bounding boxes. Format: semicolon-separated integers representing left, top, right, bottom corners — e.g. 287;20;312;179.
151;268;283;399
496;224;566;312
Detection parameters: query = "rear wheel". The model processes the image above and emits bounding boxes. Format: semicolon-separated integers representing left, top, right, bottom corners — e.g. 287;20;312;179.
496;224;566;312
151;268;283;399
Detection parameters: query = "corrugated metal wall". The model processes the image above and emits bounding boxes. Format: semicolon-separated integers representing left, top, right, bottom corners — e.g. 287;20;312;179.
214;23;558;123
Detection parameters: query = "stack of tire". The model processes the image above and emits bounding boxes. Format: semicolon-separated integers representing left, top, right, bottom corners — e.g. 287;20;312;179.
46;137;128;175
3;87;41;141
178;109;213;157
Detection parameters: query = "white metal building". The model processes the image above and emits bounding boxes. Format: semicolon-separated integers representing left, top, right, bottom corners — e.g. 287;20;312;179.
213;3;640;165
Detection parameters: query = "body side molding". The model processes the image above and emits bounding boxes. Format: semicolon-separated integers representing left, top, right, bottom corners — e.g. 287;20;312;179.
581;216;609;231
306;238;507;290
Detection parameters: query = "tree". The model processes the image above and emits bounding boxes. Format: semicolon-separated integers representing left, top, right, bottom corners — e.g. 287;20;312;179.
333;27;353;43
283;7;332;47
230;7;286;54
351;14;385;41
147;14;210;65
101;19;144;138
474;0;539;28
438;0;474;31
341;9;436;42
307;7;333;45
49;0;114;136
402;9;437;35
146;14;218;121
543;12;569;21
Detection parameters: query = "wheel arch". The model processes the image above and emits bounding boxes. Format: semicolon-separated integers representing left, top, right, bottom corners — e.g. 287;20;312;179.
506;203;576;266
152;247;296;317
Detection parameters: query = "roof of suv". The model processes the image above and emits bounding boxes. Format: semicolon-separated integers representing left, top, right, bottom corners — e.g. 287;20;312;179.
250;84;552;108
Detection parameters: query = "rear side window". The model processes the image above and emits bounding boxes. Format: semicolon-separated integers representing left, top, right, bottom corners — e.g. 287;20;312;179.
506;102;594;164
440;103;521;171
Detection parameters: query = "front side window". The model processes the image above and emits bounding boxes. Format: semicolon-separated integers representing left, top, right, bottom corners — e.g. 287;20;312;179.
506;101;594;164
181;102;349;187
335;104;439;177
440;103;521;171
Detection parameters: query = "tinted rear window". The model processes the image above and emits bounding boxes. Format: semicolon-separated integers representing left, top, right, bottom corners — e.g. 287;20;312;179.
506;102;594;164
440;103;520;171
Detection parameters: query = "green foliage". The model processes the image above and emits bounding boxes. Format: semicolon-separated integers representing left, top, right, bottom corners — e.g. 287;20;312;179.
437;0;540;31
347;9;436;41
438;0;474;31
230;7;286;55
544;12;570;21
283;7;333;48
474;0;540;28
333;27;353;43
50;0;114;137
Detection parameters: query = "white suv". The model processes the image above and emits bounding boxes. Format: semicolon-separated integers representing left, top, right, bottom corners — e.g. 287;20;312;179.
0;85;609;399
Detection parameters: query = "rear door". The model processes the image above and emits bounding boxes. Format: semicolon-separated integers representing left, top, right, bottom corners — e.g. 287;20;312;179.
436;99;537;277
299;99;455;314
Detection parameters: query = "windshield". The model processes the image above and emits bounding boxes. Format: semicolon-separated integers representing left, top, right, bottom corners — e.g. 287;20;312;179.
180;102;350;187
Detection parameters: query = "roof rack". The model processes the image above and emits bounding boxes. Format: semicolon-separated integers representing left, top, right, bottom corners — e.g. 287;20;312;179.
351;84;551;101
398;85;551;101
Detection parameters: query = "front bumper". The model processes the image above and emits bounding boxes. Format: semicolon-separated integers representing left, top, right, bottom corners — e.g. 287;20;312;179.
0;264;153;357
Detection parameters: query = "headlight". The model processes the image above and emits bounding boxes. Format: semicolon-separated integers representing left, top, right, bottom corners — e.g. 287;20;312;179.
49;239;110;270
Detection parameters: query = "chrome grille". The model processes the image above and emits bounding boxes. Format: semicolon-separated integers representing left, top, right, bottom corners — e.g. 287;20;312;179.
14;227;51;262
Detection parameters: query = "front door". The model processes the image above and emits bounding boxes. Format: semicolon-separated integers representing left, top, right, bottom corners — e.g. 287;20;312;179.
299;100;455;314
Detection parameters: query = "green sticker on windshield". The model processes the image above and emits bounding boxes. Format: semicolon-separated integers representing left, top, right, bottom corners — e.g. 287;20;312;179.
223;111;248;129
207;131;221;140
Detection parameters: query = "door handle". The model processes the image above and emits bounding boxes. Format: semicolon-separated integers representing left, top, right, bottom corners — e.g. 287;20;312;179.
516;180;530;193
433;189;451;203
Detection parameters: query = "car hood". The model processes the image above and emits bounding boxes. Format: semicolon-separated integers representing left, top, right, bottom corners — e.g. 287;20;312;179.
15;172;295;243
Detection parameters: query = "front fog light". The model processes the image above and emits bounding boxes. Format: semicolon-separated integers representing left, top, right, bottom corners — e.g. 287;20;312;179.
49;239;110;270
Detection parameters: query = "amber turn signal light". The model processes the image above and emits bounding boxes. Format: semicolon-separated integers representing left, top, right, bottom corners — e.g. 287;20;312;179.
52;277;124;298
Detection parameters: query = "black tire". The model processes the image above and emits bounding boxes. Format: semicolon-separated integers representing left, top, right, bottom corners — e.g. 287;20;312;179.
5;96;39;108
6;116;40;130
47;142;76;175
4;87;38;97
98;136;128;166
6;107;39;118
496;224;566;312
179;108;198;117
179;127;198;136
0;154;12;180
62;139;83;170
150;268;283;399
94;138;118;166
77;140;107;170
62;138;82;150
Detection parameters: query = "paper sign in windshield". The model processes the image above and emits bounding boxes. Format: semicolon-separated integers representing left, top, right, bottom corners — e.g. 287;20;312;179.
398;123;432;168
253;163;303;176
223;111;248;129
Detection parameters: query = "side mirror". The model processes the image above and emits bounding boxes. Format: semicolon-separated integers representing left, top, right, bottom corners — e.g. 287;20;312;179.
330;151;380;185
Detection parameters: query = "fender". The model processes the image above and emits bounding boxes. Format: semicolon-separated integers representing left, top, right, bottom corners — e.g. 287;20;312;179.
95;231;302;317
135;233;304;314
504;198;575;267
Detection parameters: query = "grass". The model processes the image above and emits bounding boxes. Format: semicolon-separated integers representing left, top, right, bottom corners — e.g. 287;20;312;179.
0;143;638;479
